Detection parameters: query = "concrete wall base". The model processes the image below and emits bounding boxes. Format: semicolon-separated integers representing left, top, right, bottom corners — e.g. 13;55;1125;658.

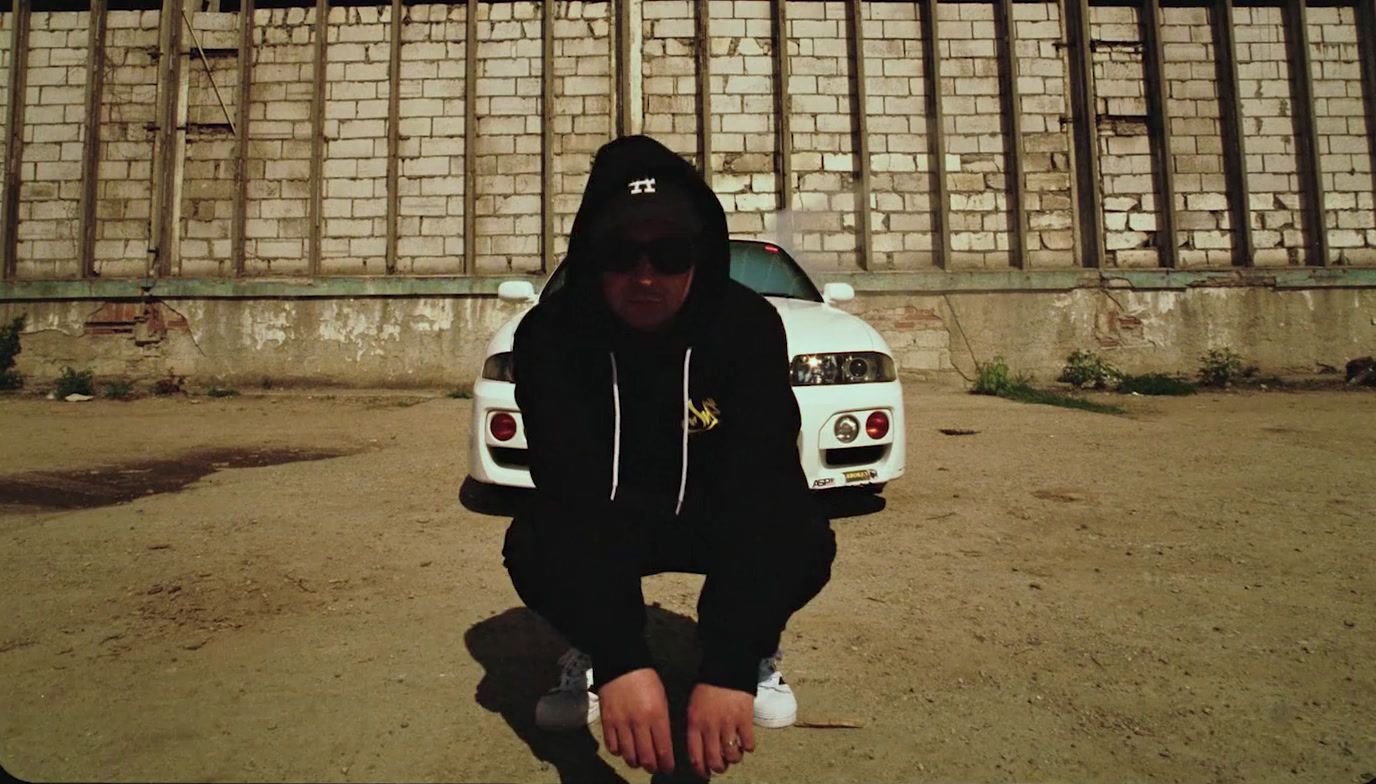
4;284;1373;389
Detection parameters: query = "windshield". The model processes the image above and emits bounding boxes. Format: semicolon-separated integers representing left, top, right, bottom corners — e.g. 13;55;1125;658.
539;239;823;303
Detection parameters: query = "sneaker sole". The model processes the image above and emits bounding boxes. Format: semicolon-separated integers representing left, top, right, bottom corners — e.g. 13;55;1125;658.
753;709;796;729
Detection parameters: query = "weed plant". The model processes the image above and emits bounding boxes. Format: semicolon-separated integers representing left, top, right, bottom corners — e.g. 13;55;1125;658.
973;356;1019;396
55;366;95;398
1199;348;1251;387
0;315;24;390
102;380;135;400
1058;350;1122;390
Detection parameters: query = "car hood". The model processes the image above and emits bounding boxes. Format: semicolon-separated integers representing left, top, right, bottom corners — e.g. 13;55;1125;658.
483;298;890;357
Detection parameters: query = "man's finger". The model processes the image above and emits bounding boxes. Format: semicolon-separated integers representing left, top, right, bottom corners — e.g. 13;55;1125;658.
740;721;756;754
651;714;675;774
633;723;658;772
618;725;638;769
721;727;744;765
687;725;707;781
703;726;726;774
602;719;619;757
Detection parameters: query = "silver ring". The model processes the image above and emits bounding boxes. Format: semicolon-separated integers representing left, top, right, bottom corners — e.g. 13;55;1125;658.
726;738;740;749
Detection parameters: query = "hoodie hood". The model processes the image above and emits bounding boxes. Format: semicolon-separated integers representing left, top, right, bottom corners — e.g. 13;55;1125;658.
559;136;731;346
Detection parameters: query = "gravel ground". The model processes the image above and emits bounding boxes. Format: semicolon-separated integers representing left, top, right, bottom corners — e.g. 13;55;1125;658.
1;382;1373;783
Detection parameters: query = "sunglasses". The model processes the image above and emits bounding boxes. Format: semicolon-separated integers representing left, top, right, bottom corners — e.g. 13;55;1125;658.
596;237;699;275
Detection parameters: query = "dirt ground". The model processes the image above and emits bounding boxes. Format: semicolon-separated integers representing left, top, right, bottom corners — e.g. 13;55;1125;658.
1;381;1373;783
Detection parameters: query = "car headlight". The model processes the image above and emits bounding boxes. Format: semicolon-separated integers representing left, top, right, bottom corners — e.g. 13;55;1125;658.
482;352;514;383
790;352;896;385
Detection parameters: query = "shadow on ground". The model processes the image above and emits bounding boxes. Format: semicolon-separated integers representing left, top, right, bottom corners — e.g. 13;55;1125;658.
460;476;887;521
814;486;887;518
466;606;713;784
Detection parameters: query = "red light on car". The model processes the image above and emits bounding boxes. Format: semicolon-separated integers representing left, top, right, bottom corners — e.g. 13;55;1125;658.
763;244;780;254
490;412;518;442
866;411;889;439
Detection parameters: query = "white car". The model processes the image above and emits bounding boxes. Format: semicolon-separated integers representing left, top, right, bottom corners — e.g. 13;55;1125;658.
469;239;906;494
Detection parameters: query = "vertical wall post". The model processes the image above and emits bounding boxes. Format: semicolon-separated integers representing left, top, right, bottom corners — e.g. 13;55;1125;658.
1141;0;1179;267
921;0;951;269
695;0;711;181
1357;0;1376;218
1064;0;1105;267
385;0;401;274
615;0;631;136
152;0;186;277
1211;0;1253;266
1283;0;1328;266
541;0;553;273
996;0;1028;268
772;0;793;212
464;0;476;274
1;0;30;281
232;0;254;276
308;0;327;275
79;0;109;278
848;0;873;270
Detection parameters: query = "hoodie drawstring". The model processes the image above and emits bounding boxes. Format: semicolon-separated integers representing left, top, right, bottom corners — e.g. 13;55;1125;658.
606;347;693;516
675;347;693;516
609;352;622;501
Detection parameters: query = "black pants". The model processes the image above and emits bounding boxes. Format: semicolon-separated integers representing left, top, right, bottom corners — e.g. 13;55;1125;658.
502;509;835;656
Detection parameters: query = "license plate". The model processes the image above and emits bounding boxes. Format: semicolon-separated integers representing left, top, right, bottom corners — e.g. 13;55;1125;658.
843;469;873;483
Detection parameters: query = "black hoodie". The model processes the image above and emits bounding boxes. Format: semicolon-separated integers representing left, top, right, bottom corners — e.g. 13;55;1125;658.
511;135;831;694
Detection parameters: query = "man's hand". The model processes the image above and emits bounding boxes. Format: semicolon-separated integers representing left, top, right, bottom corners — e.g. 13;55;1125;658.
597;668;675;774
686;683;755;780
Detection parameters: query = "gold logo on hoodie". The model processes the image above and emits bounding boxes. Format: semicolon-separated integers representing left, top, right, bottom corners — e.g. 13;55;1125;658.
687;397;720;434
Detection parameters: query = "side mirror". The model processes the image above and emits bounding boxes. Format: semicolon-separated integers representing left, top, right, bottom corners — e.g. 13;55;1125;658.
497;280;538;304
822;282;855;305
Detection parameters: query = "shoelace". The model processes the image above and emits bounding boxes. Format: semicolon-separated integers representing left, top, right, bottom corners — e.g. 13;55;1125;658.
554;649;593;692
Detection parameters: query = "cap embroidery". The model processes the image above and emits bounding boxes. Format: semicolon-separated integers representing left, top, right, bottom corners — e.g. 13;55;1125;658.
628;177;657;195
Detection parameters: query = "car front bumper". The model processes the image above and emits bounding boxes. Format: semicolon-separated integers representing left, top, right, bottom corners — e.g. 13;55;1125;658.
468;378;906;492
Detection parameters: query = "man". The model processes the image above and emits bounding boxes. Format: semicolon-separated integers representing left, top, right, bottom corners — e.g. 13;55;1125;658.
503;135;836;780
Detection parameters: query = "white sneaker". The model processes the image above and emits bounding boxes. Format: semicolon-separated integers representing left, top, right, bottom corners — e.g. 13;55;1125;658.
535;648;600;731
753;650;797;728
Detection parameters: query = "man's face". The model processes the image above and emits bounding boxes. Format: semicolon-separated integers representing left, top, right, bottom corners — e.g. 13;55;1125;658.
598;222;696;333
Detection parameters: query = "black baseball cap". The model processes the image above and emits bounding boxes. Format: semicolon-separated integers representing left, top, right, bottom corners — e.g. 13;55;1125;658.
588;172;705;244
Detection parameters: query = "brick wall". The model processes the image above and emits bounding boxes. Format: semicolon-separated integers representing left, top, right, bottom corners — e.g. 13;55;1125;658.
245;6;316;275
179;11;240;276
321;5;389;275
940;1;1012;268
1161;4;1231;267
785;1;859;270
1310;5;1375;265
472;1;541;274
642;0;701;168
862;1;932;269
0;0;1372;280
705;0;775;240
396;2;466;275
550;1;612;259
17;12;88;279
96;10;158;279
1090;4;1162;268
1235;6;1308;266
1016;1;1075;268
